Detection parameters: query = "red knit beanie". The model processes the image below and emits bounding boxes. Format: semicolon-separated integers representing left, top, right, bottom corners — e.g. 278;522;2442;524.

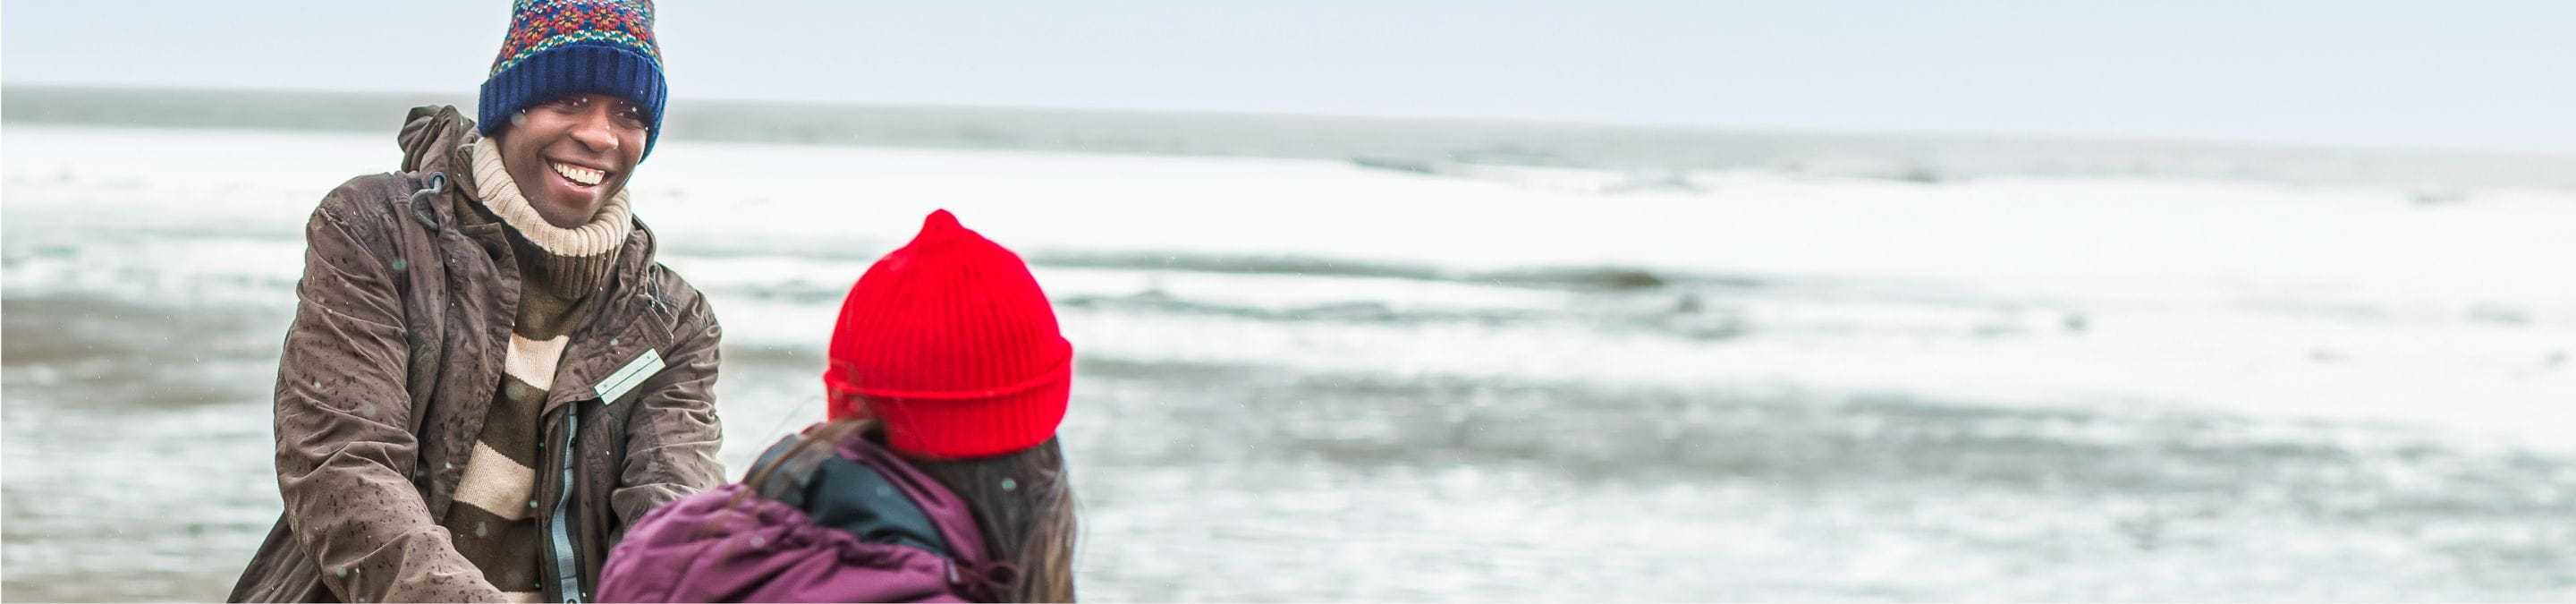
822;209;1073;459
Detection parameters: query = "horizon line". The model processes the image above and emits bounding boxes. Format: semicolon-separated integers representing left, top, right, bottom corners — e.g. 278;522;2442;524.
10;81;2572;160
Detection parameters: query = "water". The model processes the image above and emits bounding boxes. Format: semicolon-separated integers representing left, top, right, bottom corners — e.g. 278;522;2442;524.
4;111;2575;600
11;85;2576;191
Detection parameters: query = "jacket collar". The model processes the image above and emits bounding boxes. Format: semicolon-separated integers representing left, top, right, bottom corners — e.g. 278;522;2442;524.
834;434;996;572
398;105;475;229
748;430;996;571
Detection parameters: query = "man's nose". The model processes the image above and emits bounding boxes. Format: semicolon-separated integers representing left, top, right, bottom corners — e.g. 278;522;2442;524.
570;110;620;154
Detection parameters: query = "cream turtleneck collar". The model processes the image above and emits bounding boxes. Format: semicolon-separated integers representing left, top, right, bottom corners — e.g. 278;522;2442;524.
460;140;634;302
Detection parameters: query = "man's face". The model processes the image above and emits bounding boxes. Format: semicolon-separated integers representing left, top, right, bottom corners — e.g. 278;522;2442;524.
494;93;649;229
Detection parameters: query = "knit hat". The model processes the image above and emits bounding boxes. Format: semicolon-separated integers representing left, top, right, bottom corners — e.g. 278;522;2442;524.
478;0;668;160
824;209;1074;459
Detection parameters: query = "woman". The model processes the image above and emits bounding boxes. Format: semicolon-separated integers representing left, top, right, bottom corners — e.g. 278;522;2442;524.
600;209;1078;602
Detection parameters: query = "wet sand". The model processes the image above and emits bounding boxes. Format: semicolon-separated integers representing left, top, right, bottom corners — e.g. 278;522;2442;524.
9;293;2574;601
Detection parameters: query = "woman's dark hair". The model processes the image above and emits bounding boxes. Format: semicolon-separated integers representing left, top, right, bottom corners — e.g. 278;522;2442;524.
745;419;1079;602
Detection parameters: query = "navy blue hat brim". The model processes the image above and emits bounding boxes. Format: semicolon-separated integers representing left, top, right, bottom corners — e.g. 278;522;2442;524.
478;43;668;161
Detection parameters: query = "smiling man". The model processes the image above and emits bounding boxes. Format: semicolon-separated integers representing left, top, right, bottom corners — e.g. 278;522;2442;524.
229;2;725;602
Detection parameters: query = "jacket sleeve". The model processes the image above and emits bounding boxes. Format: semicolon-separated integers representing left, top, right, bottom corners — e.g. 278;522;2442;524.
272;183;507;602
611;285;727;542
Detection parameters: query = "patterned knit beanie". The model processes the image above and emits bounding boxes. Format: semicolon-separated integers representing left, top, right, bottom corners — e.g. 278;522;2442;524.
478;0;668;160
823;209;1075;459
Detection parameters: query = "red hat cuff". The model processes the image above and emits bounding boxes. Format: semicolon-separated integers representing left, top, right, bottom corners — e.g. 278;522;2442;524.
866;345;1073;459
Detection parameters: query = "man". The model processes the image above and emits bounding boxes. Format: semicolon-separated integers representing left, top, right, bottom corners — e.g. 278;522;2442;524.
230;2;724;601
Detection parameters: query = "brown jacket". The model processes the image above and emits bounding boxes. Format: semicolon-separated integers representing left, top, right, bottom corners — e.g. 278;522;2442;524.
230;106;725;603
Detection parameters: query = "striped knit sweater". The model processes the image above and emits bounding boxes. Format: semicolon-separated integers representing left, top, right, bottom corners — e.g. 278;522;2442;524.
442;140;633;601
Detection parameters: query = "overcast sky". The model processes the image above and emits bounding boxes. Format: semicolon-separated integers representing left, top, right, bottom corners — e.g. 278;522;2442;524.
6;1;2572;152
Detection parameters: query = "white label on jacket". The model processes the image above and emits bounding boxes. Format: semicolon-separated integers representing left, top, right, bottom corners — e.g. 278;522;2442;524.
594;348;665;405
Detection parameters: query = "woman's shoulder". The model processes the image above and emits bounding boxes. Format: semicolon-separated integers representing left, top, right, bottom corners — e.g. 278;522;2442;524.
601;482;968;603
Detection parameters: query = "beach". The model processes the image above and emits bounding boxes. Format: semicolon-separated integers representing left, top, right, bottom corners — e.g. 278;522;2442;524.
5;117;2575;600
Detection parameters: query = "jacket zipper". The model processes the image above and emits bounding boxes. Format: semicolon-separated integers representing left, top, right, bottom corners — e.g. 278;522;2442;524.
547;413;582;603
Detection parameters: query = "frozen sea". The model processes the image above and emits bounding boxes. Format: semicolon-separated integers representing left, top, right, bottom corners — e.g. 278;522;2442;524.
5;121;2574;600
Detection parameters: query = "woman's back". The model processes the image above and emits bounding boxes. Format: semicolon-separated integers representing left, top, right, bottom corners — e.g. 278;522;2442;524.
599;430;1002;602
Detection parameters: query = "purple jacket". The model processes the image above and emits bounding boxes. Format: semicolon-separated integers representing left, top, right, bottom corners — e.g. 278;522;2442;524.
599;431;1001;602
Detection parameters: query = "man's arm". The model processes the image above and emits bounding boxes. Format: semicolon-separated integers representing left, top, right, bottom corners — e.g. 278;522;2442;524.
271;183;506;602
610;288;726;542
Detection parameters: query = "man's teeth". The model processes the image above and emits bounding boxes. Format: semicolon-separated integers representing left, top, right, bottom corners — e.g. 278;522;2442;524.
550;162;605;186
